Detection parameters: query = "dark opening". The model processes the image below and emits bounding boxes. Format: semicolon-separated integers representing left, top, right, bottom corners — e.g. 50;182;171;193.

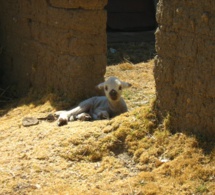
106;0;157;32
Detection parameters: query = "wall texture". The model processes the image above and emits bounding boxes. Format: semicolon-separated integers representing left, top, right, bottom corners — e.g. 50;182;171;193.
154;0;215;137
0;0;107;100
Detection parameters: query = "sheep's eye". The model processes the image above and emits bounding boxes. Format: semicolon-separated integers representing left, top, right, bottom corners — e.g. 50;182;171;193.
119;86;122;90
105;86;108;91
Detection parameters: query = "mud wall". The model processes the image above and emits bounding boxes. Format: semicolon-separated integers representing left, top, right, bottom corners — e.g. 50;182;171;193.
0;0;107;100
155;0;215;137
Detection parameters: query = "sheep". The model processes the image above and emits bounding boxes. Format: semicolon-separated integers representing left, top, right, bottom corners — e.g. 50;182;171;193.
55;76;132;126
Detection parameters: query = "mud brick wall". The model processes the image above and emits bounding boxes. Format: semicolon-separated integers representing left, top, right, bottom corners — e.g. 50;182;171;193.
0;0;107;100
154;0;215;137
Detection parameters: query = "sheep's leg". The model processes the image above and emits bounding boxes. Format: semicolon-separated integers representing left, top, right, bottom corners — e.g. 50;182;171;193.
55;110;66;116
98;111;110;120
56;98;93;126
75;113;92;121
92;111;109;120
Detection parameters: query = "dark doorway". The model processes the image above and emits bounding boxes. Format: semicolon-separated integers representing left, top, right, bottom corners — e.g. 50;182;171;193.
106;0;157;32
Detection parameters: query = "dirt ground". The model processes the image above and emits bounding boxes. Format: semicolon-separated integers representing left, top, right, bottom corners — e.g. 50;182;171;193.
0;42;214;195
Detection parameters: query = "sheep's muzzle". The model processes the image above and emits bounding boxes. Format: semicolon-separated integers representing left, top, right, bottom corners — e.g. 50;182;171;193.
109;89;118;100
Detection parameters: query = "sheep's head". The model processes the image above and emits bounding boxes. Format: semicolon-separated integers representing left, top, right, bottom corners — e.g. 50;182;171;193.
97;76;131;101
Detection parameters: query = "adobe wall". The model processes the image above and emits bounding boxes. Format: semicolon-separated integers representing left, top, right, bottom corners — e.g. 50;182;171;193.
155;0;215;137
0;0;107;100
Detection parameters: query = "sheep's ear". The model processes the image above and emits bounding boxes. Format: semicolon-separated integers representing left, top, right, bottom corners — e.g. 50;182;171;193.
121;81;132;89
96;82;105;90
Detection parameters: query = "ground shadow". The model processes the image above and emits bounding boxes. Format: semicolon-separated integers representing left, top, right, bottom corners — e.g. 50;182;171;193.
107;41;156;65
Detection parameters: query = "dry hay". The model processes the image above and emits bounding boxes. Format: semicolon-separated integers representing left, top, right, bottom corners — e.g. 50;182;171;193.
0;60;214;195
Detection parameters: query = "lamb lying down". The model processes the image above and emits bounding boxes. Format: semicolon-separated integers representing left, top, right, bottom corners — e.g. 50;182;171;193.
55;76;132;126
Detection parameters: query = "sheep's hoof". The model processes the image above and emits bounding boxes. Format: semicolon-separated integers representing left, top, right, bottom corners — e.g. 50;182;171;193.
81;115;92;121
57;118;68;126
